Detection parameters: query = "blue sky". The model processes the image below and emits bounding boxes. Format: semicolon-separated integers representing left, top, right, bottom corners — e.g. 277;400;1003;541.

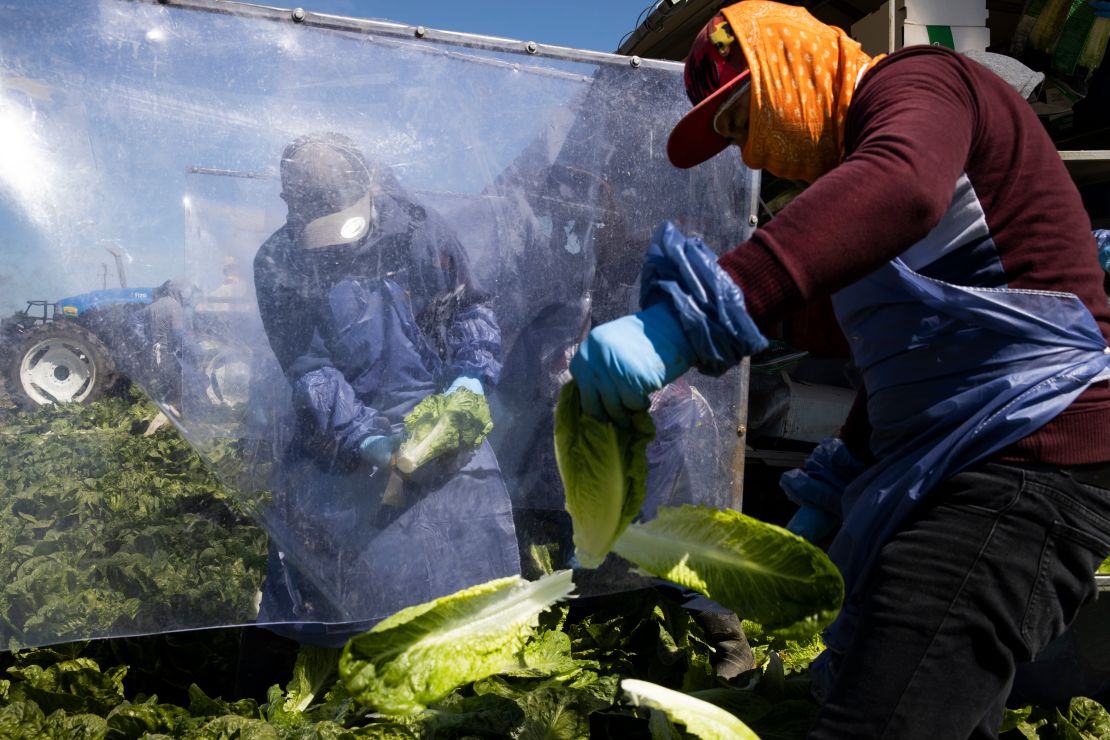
285;0;660;52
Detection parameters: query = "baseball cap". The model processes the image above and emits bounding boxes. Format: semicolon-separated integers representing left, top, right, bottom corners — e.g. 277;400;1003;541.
280;134;373;249
667;11;750;169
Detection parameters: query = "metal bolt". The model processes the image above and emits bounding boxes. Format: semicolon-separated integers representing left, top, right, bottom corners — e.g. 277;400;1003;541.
736;424;746;438
414;26;426;38
630;56;642;68
525;41;538;54
291;7;306;22
748;215;759;226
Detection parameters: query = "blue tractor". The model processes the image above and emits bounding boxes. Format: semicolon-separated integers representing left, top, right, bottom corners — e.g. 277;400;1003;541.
2;285;155;410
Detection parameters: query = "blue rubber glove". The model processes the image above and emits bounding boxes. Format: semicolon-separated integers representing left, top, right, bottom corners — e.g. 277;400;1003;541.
446;375;484;396
1090;1;1110;17
359;434;398;468
1095;230;1110;274
570;302;692;425
779;438;868;542
786;505;840;543
641;221;768;375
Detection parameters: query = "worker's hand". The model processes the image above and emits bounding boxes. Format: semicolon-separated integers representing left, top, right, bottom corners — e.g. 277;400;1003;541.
358;434;399;468
779;438;868;540
570;302;692;425
786;505;840;544
1090;1;1110;17
1095;229;1110;274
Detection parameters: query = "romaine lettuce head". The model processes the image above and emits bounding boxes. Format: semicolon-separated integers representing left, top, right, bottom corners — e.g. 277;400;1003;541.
339;571;575;715
396;388;493;474
553;381;655;569
621;679;759;740
613;505;843;641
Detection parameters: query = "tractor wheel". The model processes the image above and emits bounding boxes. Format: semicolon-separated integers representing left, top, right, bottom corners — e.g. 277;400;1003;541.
4;322;119;409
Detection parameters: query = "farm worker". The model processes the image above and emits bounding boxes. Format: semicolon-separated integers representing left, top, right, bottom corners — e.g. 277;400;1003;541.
569;1;1110;736
251;132;519;647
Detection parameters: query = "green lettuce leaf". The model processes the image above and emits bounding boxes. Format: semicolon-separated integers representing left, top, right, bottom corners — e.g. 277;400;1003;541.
621;679;759;740
396;388;493;474
553;381;655;568
338;570;575;715
613;505;843;640
282;645;340;715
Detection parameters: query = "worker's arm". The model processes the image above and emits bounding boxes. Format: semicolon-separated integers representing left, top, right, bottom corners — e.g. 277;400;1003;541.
719;49;978;326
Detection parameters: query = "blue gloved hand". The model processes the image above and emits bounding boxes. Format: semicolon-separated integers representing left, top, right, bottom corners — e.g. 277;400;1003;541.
358;434;398;468
570;302;692;424
1095;230;1110;274
446;375;484;396
1090;1;1110;17
786;505;840;543
779;438;869;542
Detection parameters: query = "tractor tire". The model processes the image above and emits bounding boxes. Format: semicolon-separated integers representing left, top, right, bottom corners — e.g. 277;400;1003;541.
4;322;119;410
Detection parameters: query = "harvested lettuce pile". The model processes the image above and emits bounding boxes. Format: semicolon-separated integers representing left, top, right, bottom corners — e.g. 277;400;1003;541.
396;387;493;474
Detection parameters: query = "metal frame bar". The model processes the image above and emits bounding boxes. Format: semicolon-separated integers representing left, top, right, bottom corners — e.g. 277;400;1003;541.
136;0;684;72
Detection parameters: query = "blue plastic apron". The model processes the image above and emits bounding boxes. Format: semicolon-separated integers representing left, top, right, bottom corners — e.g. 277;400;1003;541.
823;256;1110;659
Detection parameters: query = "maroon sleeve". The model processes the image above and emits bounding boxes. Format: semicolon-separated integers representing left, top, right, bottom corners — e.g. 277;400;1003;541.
718;50;980;322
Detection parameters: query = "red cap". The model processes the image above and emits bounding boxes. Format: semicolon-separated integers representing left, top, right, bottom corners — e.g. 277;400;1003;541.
667;12;750;169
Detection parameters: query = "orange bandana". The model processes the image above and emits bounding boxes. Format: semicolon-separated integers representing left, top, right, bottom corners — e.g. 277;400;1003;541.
720;1;882;183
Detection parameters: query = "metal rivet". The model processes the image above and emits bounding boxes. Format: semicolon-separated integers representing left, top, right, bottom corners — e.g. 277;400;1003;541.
748;215;759;226
630;55;642;68
525;41;538;54
414;26;426;38
291;7;306;22
736;424;746;438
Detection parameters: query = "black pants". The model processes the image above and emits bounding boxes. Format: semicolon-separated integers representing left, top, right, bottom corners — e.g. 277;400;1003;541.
811;461;1110;739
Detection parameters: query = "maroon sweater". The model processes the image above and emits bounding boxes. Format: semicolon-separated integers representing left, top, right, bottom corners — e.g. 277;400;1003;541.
718;46;1110;465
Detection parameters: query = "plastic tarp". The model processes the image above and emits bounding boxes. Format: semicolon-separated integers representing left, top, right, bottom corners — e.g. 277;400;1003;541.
0;0;758;648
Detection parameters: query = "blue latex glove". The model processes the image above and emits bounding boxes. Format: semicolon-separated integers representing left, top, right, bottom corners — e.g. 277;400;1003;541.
787;505;840;543
358;434;398;468
446;375;484;396
1090;1;1110;17
1095;230;1110;274
570;302;692;424
779;438;868;542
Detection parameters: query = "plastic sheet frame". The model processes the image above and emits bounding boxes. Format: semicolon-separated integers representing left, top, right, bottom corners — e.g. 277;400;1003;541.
0;0;759;648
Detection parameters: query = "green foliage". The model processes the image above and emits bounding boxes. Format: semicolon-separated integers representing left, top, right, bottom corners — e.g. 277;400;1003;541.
0;389;268;648
613;505;843;641
1003;697;1110;739
396;388;493;474
740;622;826;675
553;381;655;569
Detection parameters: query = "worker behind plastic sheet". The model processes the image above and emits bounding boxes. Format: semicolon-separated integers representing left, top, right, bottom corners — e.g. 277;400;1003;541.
567;2;1110;737
250;132;520;647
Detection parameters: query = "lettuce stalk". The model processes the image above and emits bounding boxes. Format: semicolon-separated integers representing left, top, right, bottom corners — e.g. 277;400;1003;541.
621;679;759;740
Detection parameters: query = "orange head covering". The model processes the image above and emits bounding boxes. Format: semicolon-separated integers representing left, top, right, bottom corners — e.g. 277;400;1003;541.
668;1;882;183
